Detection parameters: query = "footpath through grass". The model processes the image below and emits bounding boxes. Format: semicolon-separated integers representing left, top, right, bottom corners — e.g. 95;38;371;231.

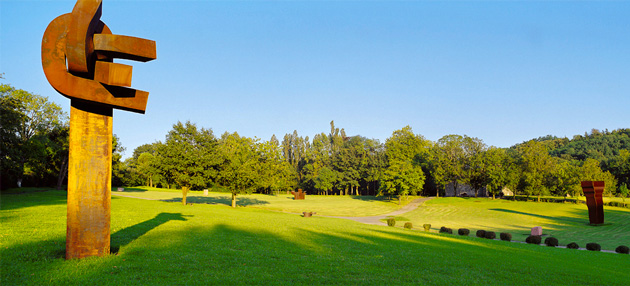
112;186;414;217
407;197;630;250
2;189;630;285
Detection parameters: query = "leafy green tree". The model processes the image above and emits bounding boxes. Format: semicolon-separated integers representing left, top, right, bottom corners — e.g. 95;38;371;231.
517;140;555;201
549;160;581;198
217;132;257;207
0;83;66;188
462;136;488;197
314;167;337;195
137;152;159;187
608;149;630;188
253;139;294;195
618;183;629;202
484;147;518;199
157;121;219;193
432;135;465;197
579;158;617;196
380;126;429;204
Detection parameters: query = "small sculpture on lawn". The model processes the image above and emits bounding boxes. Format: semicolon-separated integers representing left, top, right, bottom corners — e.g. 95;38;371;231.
42;0;156;259
291;189;306;200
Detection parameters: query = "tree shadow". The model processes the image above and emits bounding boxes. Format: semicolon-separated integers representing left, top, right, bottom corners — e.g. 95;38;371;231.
0;189;67;211
112;187;149;193
348;195;392;202
110;212;191;254
489;208;585;224
160;196;270;207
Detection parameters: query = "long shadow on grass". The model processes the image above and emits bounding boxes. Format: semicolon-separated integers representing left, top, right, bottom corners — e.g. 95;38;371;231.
110;212;190;254
161;196;270;207
489;208;585;223
349;195;392;202
0;189;67;211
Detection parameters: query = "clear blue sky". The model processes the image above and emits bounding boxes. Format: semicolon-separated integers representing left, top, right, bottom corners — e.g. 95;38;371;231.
2;1;629;159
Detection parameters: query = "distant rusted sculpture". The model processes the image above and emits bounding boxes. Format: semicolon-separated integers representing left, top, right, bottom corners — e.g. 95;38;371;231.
41;0;156;259
581;181;605;225
291;189;305;200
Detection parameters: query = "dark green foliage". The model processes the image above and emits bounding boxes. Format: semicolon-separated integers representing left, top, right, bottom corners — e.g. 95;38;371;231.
423;224;431;231
458;228;470;236
586;243;601;251
615;245;630;254
404;222;413;229
387;218;396;227
544;237;559;247
476;230;486;238
439;226;452;234
526;235;542;245
567;242;580;249
500;232;512;241
484;231;496;239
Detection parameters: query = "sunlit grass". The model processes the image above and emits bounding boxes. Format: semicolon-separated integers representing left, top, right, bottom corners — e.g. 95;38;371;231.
407;197;630;250
2;189;630;285
112;186;417;216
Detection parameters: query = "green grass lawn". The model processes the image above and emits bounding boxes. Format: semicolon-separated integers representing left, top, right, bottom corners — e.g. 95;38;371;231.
2;189;630;285
407;197;630;250
112;186;416;217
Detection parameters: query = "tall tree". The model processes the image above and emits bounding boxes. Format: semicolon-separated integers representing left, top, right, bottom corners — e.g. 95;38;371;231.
462;136;488;197
217;132;257;207
517;140;555;201
432;135;465;196
0;84;66;188
380;126;429;204
157;121;219;192
484;147;518;199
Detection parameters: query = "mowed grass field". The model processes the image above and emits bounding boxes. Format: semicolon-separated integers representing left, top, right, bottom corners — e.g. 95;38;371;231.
111;187;416;217
406;197;630;250
2;189;630;285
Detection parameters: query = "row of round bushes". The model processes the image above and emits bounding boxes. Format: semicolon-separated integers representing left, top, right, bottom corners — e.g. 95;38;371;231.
387;220;629;254
438;225;630;254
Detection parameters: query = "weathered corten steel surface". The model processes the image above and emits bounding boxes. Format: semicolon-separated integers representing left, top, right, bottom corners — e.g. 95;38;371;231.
41;0;156;259
581;181;605;225
41;0;156;113
66;102;113;259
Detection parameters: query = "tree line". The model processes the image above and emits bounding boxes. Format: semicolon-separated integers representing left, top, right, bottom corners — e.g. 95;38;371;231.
2;83;629;203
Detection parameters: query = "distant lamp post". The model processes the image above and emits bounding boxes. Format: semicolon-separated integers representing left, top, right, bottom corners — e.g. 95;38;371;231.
41;0;156;259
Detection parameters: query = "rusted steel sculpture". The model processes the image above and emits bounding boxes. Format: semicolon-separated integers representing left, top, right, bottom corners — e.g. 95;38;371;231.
41;0;156;259
291;189;305;200
581;181;605;225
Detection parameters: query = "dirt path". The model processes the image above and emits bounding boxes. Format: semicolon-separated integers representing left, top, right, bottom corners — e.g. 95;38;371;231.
326;197;435;226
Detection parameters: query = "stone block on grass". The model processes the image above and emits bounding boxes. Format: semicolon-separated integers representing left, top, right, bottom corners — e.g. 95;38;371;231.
531;226;542;236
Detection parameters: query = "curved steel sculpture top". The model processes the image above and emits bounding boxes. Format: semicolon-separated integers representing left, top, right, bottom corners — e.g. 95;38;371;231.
42;0;156;113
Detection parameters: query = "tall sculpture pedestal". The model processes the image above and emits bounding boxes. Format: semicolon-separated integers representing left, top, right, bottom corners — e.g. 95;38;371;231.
581;181;605;225
66;102;112;259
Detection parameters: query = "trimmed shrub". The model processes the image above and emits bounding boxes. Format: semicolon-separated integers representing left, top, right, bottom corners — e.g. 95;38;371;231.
404;222;413;229
544;237;559;247
423;224;431;231
476;230;486;238
526;235;542;245
586;243;601;251
500;233;512;242
484;231;496;240
567;242;580;249
387;218;395;227
439;226;452;234
615;245;630;254
458;228;470;236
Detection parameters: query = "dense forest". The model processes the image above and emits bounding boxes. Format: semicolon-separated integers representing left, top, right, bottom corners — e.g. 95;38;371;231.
2;83;629;202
